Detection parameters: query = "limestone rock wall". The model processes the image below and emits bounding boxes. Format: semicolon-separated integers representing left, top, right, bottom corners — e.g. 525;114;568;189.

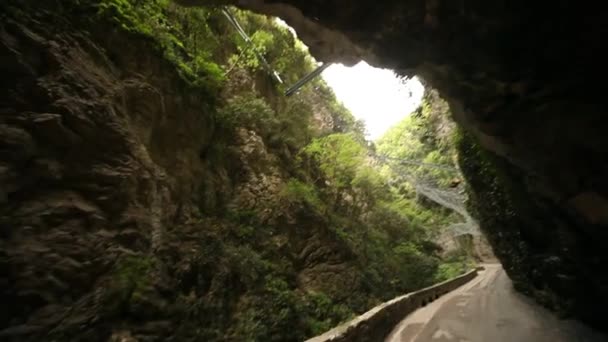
0;4;353;340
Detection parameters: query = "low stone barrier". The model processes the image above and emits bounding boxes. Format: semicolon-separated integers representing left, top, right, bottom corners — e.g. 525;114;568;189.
305;269;479;342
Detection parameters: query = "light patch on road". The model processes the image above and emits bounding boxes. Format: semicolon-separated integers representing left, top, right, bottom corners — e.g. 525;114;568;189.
432;329;454;339
385;269;490;342
387;264;608;342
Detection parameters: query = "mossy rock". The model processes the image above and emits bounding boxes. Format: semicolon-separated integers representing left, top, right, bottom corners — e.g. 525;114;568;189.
100;255;160;318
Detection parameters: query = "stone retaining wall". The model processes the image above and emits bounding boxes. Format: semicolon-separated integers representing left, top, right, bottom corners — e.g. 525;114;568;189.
305;269;479;342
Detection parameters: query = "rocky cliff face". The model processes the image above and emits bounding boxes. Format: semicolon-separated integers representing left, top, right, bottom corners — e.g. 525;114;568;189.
1;6;213;339
1;2;474;340
202;0;608;330
5;0;607;338
0;3;355;340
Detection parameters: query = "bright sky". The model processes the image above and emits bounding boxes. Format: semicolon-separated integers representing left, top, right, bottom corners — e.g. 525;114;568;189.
275;18;424;140
322;62;424;140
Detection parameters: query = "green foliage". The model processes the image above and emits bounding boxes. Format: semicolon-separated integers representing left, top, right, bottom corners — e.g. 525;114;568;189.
376;93;456;187
97;0;169;35
434;248;475;282
225;245;274;285
392;242;440;288
239;278;301;341
14;1;481;339
435;262;468;281
225;8;318;91
231;30;274;71
374;90;468;244
217;93;314;151
456;128;548;306
276;97;315;149
351;166;391;203
296;124;471;301
225;208;259;225
302;133;367;188
281;179;324;212
300;292;354;336
101;255;155;317
93;0;225;92
217;93;277;132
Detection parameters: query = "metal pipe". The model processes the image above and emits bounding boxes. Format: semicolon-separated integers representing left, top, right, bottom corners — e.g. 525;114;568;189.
221;7;283;84
284;62;332;96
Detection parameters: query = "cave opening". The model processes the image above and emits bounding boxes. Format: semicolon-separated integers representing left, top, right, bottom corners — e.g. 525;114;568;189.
2;0;608;341
210;1;608;336
271;18;490;258
270;27;485;253
321;62;424;141
251;1;608;334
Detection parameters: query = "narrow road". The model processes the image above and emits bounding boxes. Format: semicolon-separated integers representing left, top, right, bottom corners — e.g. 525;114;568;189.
386;264;607;342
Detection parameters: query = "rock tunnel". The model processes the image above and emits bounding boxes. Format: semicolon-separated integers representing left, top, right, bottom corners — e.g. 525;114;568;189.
182;0;608;330
2;0;608;340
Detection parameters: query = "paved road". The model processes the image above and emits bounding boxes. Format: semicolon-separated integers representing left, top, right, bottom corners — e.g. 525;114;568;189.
386;264;607;342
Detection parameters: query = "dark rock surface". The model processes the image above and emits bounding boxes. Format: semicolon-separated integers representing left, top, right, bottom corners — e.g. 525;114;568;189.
0;7;211;339
3;0;608;338
0;3;374;340
0;6;282;342
195;0;608;330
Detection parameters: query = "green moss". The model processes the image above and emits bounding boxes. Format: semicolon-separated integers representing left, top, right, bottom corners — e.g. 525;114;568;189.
455;129;522;244
100;255;155;317
455;129;570;311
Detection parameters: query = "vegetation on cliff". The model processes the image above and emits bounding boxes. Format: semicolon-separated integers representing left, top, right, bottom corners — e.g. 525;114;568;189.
1;1;474;341
375;89;462;231
455;130;569;316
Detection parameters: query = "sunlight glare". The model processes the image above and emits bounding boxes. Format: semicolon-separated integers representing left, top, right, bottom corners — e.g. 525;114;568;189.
275;17;424;140
322;62;424;140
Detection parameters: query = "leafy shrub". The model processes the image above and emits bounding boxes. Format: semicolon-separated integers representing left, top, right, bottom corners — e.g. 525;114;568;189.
302;133;367;189
96;0;225;92
225;245;273;285
351;166;390;203
272;97;314;150
435;262;468;282
391;243;438;287
230;30;274;71
301;292;354;336
231;278;302;341
216;93;278;133
281;179;324;212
